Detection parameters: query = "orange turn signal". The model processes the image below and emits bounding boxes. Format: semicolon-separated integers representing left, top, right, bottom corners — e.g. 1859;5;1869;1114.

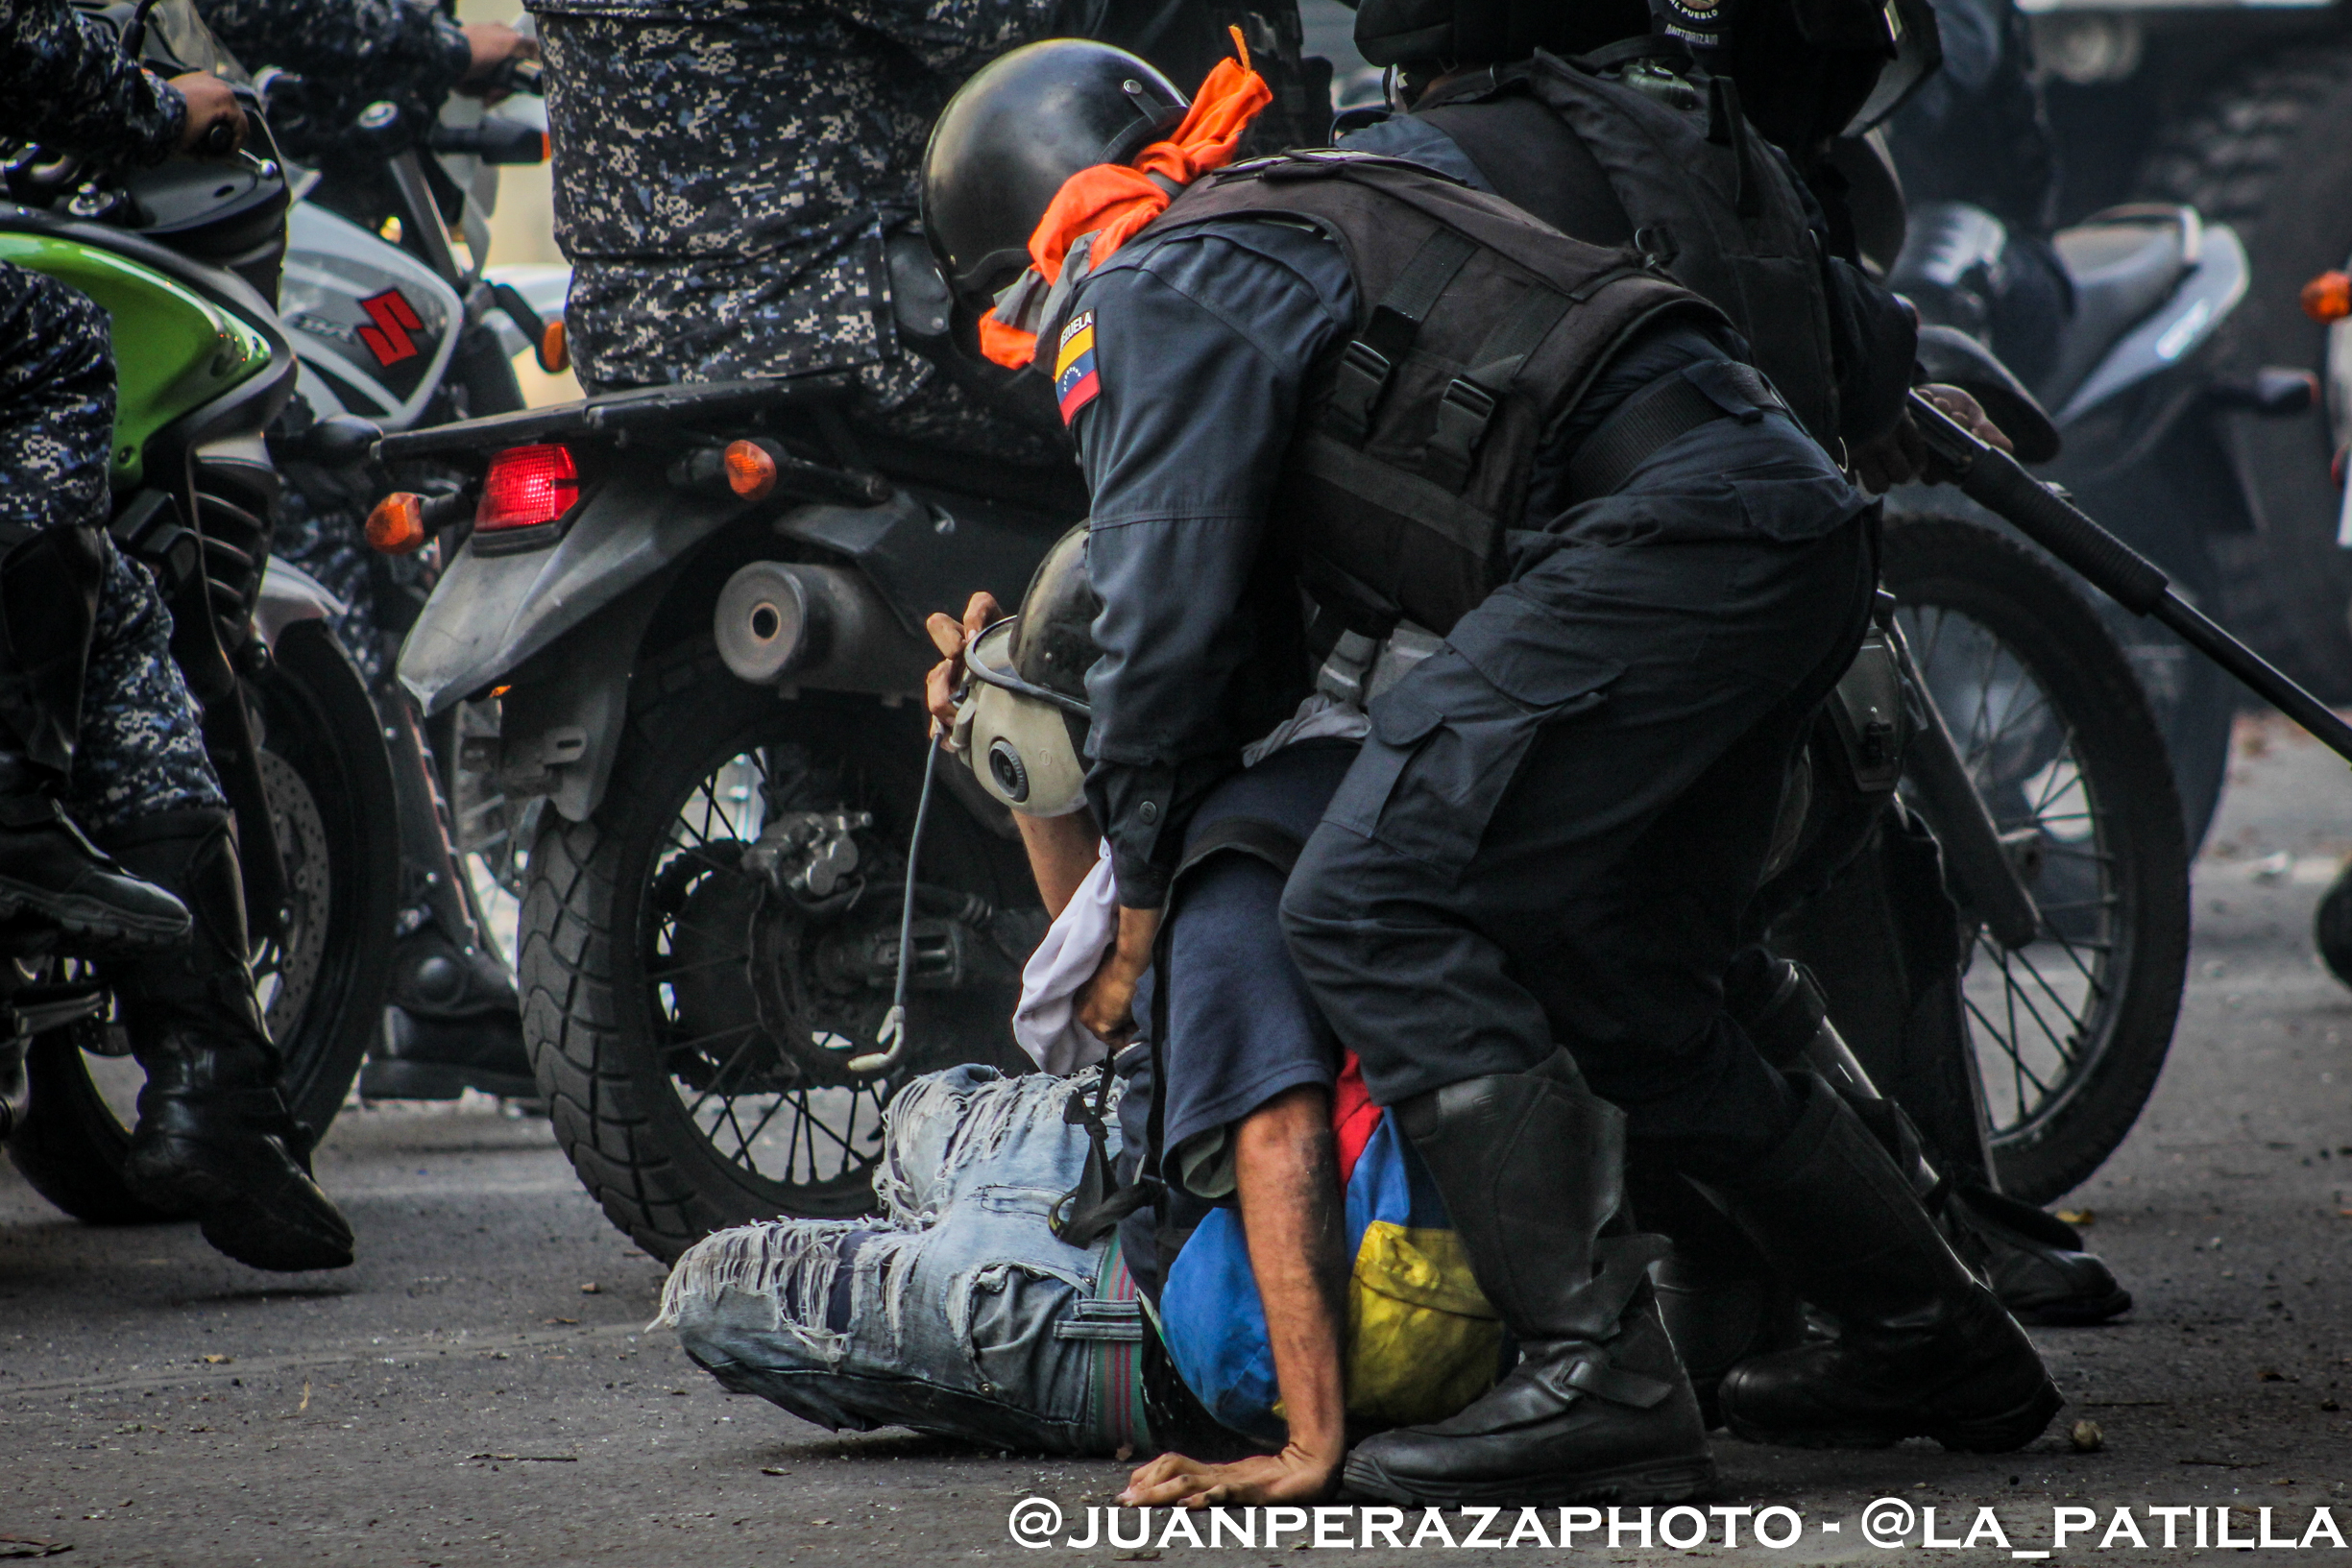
2304;271;2352;324
366;492;428;554
724;439;778;499
538;316;569;374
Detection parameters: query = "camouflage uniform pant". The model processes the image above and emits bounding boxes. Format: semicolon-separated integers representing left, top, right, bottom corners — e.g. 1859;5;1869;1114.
0;261;226;833
272;482;397;690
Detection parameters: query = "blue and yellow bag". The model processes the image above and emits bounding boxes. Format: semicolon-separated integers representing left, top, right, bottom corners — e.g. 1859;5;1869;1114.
1156;1058;1504;1445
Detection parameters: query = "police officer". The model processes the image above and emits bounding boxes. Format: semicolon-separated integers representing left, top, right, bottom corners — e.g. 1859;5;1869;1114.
2;0;356;1270
185;0;546;1104
196;0;537;170
923;36;2059;1505
1880;0;2072;386
1330;0;2131;1339
528;0;1324;464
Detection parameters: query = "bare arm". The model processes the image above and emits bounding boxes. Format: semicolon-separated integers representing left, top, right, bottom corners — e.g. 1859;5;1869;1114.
1015;811;1101;921
1121;1084;1348;1508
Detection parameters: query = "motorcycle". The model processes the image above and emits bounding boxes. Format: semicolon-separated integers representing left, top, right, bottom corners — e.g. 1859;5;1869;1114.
369;303;2190;1255
265;54;568;1098
1887;195;2306;851
0;0;400;1221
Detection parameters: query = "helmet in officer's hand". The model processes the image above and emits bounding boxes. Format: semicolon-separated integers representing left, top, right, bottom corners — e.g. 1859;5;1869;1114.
959;524;1102;818
921;40;1188;308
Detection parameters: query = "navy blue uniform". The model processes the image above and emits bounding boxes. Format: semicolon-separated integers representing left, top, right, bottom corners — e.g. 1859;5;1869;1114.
1;2;226;832
1068;207;1875;1178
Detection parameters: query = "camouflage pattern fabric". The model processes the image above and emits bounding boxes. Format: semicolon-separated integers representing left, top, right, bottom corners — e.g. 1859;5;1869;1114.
0;263;226;832
0;0;184;164
272;483;405;690
531;0;1062;392
194;0;471;165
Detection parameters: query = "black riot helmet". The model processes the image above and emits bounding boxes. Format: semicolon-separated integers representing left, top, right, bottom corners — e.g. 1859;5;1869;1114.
959;524;1103;817
1353;0;1650;67
921;40;1188;308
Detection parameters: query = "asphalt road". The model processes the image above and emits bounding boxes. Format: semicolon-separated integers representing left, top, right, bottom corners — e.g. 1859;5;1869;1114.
4;712;2350;1566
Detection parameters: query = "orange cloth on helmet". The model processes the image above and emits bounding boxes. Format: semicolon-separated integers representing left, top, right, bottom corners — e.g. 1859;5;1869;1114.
980;40;1272;370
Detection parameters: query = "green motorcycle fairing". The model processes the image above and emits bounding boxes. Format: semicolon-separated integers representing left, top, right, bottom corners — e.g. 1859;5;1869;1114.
0;230;271;486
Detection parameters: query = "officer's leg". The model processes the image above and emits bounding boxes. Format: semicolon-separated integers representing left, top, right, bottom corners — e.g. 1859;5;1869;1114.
0;264;196;948
848;355;1068;468
70;542;356;1271
1288;531;1870;1504
1290;522;2052;1484
1772;809;2133;1325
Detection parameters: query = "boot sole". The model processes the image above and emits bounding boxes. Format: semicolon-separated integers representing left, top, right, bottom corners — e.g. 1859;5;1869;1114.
198;1198;354;1272
0;878;190;948
1725;1380;2064;1454
2010;1288;2132;1327
1340;1452;1716;1509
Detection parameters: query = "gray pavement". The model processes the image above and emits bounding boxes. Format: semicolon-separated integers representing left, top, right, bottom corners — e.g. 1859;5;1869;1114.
5;713;2351;1565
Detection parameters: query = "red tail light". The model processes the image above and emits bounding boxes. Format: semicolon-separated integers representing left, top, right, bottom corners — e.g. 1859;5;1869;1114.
476;444;579;533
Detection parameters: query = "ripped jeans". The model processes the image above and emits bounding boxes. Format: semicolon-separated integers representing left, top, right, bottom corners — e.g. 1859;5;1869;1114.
659;1066;1152;1455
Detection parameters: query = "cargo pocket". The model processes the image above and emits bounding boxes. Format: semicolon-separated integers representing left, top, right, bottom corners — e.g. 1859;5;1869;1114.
1322;684;1443;844
1329;598;1622;876
1731;471;1867;543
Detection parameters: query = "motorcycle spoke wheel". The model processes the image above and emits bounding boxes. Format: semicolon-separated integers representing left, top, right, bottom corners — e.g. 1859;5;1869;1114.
1883;516;2191;1203
1902;604;2119;1133
642;752;896;1198
520;644;1036;1262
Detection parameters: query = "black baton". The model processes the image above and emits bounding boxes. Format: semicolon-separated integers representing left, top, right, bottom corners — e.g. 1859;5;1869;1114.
1905;388;2352;768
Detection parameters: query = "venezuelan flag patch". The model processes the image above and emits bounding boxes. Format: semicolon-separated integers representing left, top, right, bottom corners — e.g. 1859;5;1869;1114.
1055;310;1100;424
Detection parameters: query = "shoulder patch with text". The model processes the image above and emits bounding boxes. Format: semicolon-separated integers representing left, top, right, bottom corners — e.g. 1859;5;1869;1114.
1055;310;1100;424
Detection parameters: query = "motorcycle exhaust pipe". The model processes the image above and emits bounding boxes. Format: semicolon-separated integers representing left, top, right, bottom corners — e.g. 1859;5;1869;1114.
715;560;932;696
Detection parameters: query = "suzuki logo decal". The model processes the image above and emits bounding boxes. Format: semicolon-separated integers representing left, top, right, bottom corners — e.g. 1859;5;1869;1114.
356;288;425;367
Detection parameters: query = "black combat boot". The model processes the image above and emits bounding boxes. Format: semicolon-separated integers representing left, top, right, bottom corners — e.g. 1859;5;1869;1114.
1712;1075;2060;1451
0;770;190;948
1630;1159;1802;1430
1342;1051;1714;1508
359;691;535;1101
1944;1184;2131;1326
364;929;536;1100
99;810;354;1272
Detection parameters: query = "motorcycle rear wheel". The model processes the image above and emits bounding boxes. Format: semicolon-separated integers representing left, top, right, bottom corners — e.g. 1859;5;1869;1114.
1882;516;2193;1203
6;622;400;1223
518;642;1037;1264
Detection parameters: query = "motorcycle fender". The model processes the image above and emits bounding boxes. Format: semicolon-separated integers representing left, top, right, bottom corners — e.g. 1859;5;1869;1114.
2055;223;2249;425
255;557;346;651
397;470;754;716
492;578;661;823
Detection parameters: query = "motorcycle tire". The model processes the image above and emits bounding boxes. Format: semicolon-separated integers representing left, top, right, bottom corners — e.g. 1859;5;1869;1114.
1882;516;2193;1204
6;621;401;1223
518;641;1039;1263
2137;40;2352;706
2314;859;2352;990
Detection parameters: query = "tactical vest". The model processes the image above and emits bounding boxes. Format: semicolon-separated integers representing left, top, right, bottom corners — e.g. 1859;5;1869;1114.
1415;43;1843;446
1134;153;1718;637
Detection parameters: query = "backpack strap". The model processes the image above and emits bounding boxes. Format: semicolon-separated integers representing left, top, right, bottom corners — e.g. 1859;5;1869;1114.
1323;229;1479;446
1566;359;1787;500
1423;283;1580;491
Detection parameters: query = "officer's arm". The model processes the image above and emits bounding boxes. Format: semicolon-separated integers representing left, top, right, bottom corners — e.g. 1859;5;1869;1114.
1069;233;1351;917
2;0;187;164
194;0;482;125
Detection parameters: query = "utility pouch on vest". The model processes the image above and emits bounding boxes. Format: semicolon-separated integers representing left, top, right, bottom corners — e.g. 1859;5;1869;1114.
1143;153;1717;637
